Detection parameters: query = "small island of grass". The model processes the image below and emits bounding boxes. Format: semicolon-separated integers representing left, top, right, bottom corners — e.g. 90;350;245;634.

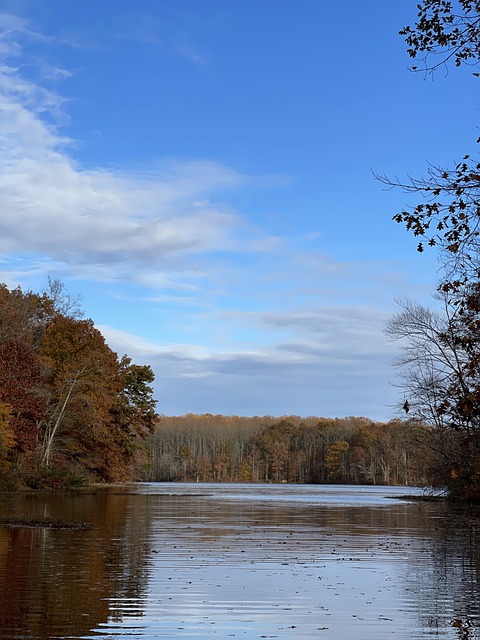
0;515;92;530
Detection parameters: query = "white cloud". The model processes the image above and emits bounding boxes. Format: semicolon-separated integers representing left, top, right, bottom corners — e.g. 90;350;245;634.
0;28;258;273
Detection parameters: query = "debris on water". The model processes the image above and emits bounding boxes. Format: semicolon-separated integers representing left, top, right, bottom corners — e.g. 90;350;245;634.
0;515;91;530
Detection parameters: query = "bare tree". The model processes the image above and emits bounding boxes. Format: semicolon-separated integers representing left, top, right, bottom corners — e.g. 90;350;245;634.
44;277;84;319
386;296;480;498
387;298;459;425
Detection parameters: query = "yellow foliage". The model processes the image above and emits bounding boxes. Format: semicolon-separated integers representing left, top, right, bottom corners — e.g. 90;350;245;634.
325;440;350;480
0;402;16;470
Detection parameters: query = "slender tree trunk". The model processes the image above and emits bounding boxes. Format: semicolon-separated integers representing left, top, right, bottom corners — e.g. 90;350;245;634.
42;369;83;467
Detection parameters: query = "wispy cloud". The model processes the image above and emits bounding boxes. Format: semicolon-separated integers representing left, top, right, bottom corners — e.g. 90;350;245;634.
114;10;164;47
112;9;211;65
173;41;210;65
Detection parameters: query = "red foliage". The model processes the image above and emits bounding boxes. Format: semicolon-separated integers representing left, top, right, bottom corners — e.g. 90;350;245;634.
0;342;46;452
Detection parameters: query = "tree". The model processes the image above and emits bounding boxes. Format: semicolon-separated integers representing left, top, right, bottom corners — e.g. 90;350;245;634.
0;284;55;348
39;316;133;480
0;281;158;487
380;2;480;500
325;440;350;481
387;299;456;425
115;356;157;437
386;294;480;497
44;276;84;320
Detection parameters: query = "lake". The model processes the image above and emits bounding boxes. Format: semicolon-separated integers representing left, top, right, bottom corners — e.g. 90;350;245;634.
0;483;479;639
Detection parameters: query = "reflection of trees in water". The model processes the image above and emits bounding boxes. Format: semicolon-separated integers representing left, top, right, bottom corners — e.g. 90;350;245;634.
404;505;480;639
440;510;480;640
0;491;153;639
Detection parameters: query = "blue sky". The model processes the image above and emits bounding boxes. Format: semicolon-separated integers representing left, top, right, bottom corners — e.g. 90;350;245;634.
0;1;478;419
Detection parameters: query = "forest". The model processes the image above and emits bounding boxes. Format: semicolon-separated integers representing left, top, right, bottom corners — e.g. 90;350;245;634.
149;414;434;487
0;280;157;489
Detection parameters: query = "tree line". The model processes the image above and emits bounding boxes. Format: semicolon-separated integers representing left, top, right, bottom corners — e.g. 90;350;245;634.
149;414;433;486
0;280;157;489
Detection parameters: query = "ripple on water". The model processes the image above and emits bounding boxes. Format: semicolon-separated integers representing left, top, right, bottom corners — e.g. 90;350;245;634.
0;484;478;639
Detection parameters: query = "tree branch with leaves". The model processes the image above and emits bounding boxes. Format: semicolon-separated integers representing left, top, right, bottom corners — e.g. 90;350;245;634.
400;0;480;74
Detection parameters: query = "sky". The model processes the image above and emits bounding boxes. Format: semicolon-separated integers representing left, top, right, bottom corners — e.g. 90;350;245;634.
0;0;478;420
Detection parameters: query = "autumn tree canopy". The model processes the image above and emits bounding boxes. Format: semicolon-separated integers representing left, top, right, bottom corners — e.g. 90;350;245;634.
0;281;157;489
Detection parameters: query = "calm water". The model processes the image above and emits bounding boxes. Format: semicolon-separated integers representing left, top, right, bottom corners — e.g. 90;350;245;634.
0;483;479;639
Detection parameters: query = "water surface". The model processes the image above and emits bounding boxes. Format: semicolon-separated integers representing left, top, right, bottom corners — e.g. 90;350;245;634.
0;483;478;639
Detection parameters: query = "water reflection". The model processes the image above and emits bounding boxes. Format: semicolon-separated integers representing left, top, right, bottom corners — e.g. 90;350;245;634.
0;491;152;639
0;484;478;639
411;507;480;639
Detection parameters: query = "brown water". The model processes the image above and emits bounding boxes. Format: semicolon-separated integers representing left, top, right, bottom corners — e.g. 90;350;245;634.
0;483;478;640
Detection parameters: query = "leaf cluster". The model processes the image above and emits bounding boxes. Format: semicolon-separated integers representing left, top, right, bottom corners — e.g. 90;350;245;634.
400;0;480;73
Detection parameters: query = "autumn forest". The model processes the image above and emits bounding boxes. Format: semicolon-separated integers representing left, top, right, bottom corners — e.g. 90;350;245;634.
150;414;433;486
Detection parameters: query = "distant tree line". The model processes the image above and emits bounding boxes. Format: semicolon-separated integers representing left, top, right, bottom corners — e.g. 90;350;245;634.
149;414;433;486
0;280;157;489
